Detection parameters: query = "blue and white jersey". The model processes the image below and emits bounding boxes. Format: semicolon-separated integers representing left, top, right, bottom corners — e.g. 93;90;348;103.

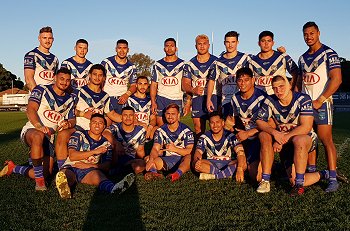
24;84;75;131
249;51;298;95
64;130;112;167
208;52;250;105
231;88;267;132
298;44;341;101
73;85;114;130
196;130;241;161
101;57;137;97
125;94;152;125
151;58;185;100
257;92;313;132
154;122;194;157
108;123;146;158
61;57;93;88
183;55;217;98
24;47;59;86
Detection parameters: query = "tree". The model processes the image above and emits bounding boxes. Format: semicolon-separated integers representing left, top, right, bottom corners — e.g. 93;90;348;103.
128;53;155;78
0;63;24;92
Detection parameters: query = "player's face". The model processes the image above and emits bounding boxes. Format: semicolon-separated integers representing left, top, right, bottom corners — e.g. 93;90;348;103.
209;115;224;134
136;79;149;94
89;69;105;86
38;32;54;50
89;117;106;135
224;36;239;53
259;36;274;52
165;107;179;125
196;39;210;55
272;79;290;100
236;75;254;93
164;41;177;56
75;43;88;58
303;26;320;47
55;73;71;91
116;43;129;59
122;109;135;126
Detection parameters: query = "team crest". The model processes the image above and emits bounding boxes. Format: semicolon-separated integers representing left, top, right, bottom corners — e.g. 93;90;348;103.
257;68;262;75
271;65;277;74
111;68;116;75
82;143;89;151
318;111;326;121
72;69;77;76
173;68;179;75
312;61;319;68
236;64;242;70
40;60;46;67
86;98;92;106
161;68;166;75
194;70;199;76
49;99;55;107
288;113;296;121
223;67;229;74
275;114;280;120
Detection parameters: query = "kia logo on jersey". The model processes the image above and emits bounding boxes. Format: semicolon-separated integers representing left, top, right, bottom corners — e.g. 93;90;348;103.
74;78;89;87
39;70;55;80
223;76;236;85
135;112;149;122
43;110;62;123
255;75;273;87
161;76;178;86
303;72;320;85
108;77;127;85
195;79;206;87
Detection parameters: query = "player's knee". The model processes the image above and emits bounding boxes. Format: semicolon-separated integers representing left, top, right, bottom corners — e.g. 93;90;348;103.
292;135;308;147
56;129;71;143
31;131;45;144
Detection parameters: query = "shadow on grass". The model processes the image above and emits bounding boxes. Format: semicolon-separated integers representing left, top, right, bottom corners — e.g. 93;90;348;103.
0;128;22;146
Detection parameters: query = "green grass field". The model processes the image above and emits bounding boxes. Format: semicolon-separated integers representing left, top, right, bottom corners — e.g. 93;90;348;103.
0;112;349;230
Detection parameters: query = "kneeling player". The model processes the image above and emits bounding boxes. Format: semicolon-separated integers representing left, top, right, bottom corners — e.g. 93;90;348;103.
55;114;135;199
193;111;246;182
144;103;194;182
256;76;328;196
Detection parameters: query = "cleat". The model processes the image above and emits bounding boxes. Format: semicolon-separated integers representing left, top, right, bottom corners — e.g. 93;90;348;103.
144;172;164;181
325;180;339;193
35;178;47;191
290;185;305;197
167;172;181;182
0;160;15;177
336;169;349;184
199;173;215;180
55;171;71;198
256;180;270;193
112;173;135;194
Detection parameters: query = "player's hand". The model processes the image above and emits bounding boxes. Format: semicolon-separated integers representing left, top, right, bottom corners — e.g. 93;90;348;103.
94;146;108;155
194;158;202;171
83;109;93;119
183;102;191;117
151;102;158;115
235;166;245;183
206;100;214;113
277;46;286;53
118;93;129;105
143;155;150;163
146;126;153;140
312;100;323;110
272;130;287;145
145;159;156;171
193;86;204;96
57;119;71;131
165;142;177;153
236;129;249;142
273;141;283;153
35;124;51;135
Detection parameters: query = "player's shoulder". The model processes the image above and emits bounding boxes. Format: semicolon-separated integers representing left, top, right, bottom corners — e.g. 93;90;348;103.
24;47;38;57
294;91;312;101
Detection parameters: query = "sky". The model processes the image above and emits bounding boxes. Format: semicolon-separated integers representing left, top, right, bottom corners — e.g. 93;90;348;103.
0;0;349;80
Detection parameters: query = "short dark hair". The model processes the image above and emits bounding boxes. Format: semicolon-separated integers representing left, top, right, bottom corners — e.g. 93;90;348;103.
236;67;253;80
303;21;319;31
165;103;179;112
56;67;71;76
122;106;135;113
91;113;107;126
117;39;128;46
164;38;176;46
259;31;274;41
136;76;149;83
208;111;224;120
89;64;106;77
224;31;240;40
39;26;52;34
271;75;286;84
76;39;88;46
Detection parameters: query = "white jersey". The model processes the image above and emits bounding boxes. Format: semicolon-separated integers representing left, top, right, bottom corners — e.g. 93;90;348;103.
24;47;59;86
125;94;152;125
61;57;93;88
298;44;341;100
151;58;185;100
101;56;137;97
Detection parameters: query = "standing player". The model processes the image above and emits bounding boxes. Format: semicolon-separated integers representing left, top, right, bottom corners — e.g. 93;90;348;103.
249;30;299;95
150;38;187;126
55;114;135;199
101;39;137;115
61;39;93;91
182;34;218;139
144;104;194;182
193;111;246;182
207;31;251;118
24;26;59;91
298;21;343;192
0;68;75;191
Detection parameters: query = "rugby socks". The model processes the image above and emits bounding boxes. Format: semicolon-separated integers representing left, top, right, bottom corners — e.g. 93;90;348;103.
209;165;219;174
307;165;317;173
32;158;45;187
57;159;66;170
174;169;183;177
295;173;305;187
329;170;337;182
262;173;271;182
149;167;157;173
13;165;31;176
319;170;329;180
214;165;236;179
98;179;115;193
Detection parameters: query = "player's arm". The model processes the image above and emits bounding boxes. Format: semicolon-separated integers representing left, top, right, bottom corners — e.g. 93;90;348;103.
224;115;235;131
182;77;193;95
183;94;192;116
150;81;158;114
256;119;286;145
165;143;194;156
136;145;146;160
24;69;36;91
118;83;137;104
68;146;107;162
236;127;259;142
284;115;313;142
149;143;162;160
146;114;158;139
193;148;203;165
233;144;247;182
106;111;122;123
206;79;215;112
26;101;51;134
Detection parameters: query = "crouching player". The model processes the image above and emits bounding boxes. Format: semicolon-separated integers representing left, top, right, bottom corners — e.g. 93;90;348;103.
55;114;135;199
193;111;246;182
256;75;328;196
0;68;75;191
144;103;194;182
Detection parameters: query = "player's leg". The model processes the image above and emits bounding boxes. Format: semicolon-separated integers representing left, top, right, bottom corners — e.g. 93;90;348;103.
257;131;274;193
243;138;261;182
144;156;165;180
55;128;75;169
56;168;76;199
167;154;191;182
129;159;146;174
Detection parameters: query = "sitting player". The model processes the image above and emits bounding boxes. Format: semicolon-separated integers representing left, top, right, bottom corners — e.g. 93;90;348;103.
55;114;135;199
193;111;246;182
144;103;194;182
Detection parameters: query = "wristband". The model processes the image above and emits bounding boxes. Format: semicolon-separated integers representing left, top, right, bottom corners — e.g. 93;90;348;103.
318;95;327;103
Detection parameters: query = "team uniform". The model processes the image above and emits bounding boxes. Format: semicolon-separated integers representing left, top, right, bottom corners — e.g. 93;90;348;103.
152;58;185;116
21;84;75;156
72;85;114;130
153;122;194;170
61;57;93;88
62;130;112;182
231;88;267;164
125;94;152;125
108;123;146;165
257;92;317;168
298;44;341;125
101;57;137;113
183;55;219;118
208;52;250;117
24;47;59;86
249;51;298;95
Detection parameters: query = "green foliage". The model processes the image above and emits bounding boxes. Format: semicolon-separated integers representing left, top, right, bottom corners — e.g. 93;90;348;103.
128;53;155;78
0;63;24;91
